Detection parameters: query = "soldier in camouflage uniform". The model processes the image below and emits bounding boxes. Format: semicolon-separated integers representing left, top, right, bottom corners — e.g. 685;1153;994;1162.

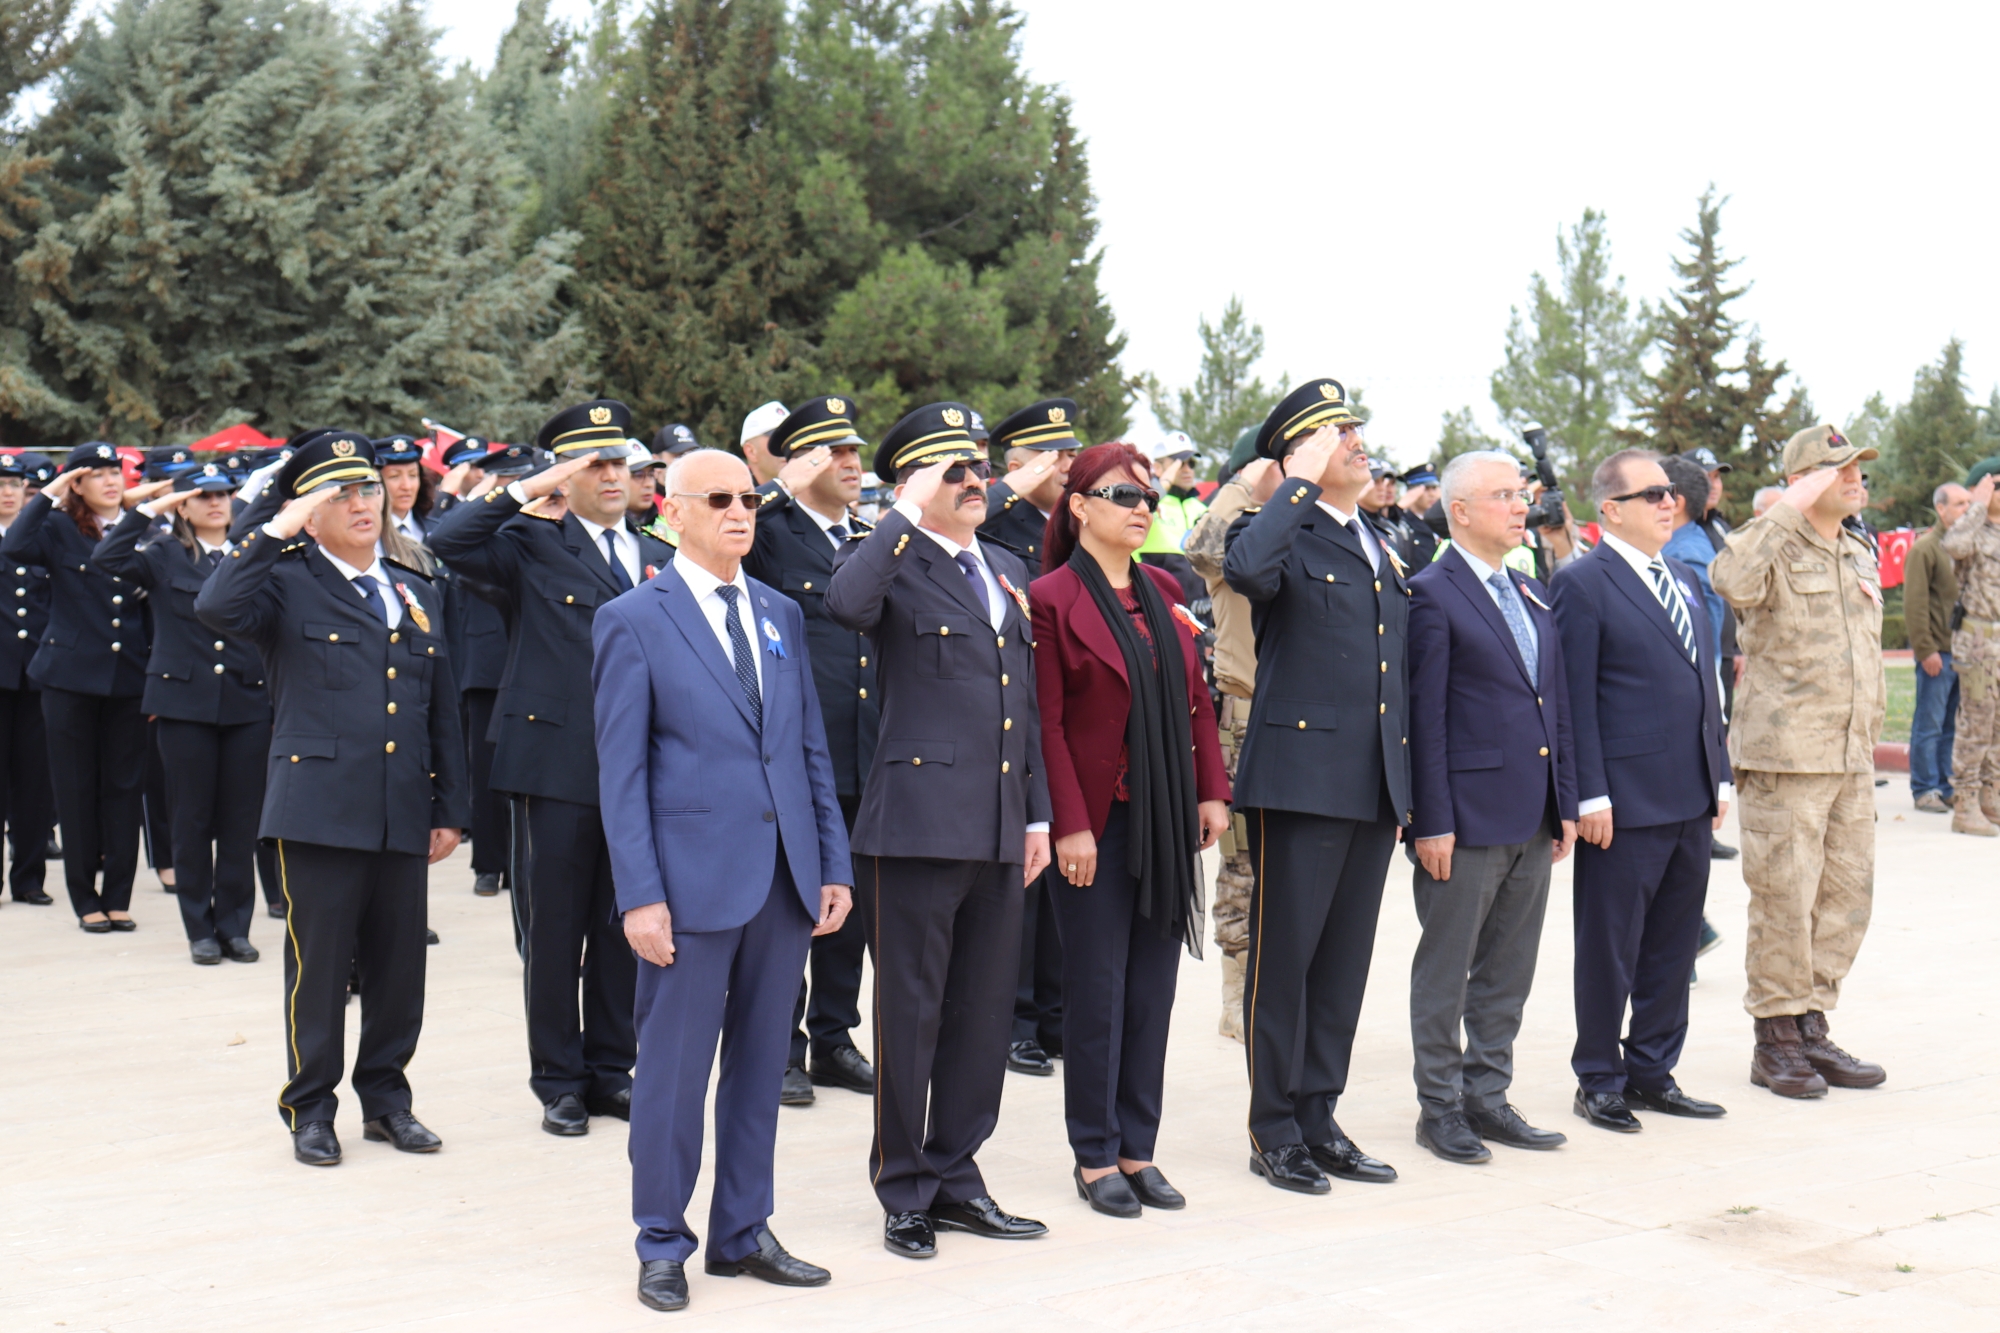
1941;464;2000;835
1711;424;1888;1100
1185;443;1280;1041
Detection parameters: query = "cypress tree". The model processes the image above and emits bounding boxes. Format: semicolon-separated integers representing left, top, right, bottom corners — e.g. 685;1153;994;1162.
479;0;618;251
1868;340;1982;528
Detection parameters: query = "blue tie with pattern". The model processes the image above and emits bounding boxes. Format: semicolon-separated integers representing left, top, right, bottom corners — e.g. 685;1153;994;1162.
954;550;991;620
716;585;762;730
1487;571;1538;679
1646;559;1698;663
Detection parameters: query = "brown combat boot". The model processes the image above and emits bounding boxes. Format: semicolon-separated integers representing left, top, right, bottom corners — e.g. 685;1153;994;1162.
1952;791;1997;837
1984;789;2000;823
1750;1016;1829;1098
1796;1011;1887;1088
1218;952;1246;1044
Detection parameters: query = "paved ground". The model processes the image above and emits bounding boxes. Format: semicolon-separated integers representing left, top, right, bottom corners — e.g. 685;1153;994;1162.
5;781;1998;1332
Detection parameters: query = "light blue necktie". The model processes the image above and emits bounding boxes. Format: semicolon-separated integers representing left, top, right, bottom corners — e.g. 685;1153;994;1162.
1487;571;1538;679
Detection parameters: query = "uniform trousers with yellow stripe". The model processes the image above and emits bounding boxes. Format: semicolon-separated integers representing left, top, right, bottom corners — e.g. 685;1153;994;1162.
275;840;429;1128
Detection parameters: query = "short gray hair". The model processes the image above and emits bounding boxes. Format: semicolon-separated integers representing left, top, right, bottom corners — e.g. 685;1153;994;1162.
662;447;748;498
1590;448;1661;512
1440;450;1524;507
1752;485;1783;516
1935;482;1969;510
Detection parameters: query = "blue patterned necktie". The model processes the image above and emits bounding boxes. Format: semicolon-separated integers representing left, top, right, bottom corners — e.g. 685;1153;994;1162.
1487;571;1538;679
716;585;762;730
601;528;633;591
1646;559;1698;663
954;550;991;619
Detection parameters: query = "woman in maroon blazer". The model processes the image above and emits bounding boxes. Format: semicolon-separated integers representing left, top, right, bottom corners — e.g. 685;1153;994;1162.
1031;442;1231;1219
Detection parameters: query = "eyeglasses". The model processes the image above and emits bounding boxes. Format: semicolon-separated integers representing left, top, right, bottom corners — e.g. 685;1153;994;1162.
337;482;384;501
1082;483;1161;511
675;490;769;512
1470;489;1532;506
943;460;993;483
1607;484;1679;506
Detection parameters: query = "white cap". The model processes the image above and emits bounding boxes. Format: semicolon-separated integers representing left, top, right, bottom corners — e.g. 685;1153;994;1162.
1156;430;1196;461
740;401;789;445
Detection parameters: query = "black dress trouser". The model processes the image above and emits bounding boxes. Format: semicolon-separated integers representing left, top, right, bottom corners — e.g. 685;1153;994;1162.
510;794;636;1104
858;854;1023;1214
41;685;146;917
464;689;507;876
0;685;51;900
273;839;428;1127
1013;868;1064;1050
790;794;865;1066
141;715;173;875
1242;805;1397;1151
154;717;267;945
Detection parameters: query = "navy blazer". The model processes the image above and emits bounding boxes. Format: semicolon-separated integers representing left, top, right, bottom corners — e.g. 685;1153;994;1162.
1406;546;1577;845
1549;543;1731;829
0;494;149;697
591;562;847;926
0;536;51;692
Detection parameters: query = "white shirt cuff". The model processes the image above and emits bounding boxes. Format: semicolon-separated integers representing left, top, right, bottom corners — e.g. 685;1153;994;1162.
892;497;924;525
505;480;530;505
1577;796;1612;816
137;502;161;519
1025;822;1049;834
1719;782;1734;805
260;521;286;539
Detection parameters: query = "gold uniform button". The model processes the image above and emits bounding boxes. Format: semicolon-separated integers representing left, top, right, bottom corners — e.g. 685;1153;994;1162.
940;625;949;635
112;595;123;606
329;633;339;642
12;588;20;597
528;715;535;721
386;667;396;679
1537;696;1543;706
911;757;921;767
1380;661;1387;672
1379;703;1386;714
1001;674;1010;686
427;646;435;655
110;642;120;652
1378;623;1384;635
110;619;120;628
1004;718;1013;731
1539;747;1549;757
1001;761;1010;773
1297;720;1308;730
385;742;396;754
803;581;813;590
859;656;868;667
1374;581;1382;592
1324;573;1335;583
565;595;575;604
214;641;225;651
390;632;399;643
387;703;397;715
996;635;1005;648
857;688;867;699
213;664;224;675
291;755;299;763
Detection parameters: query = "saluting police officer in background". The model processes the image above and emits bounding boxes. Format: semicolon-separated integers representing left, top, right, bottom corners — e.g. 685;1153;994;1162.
0;452;53;906
825;403;1053;1261
979;400;1077;1078
1223;379;1410;1197
196;432;468;1167
745;395;879;1106
430;401;672;1137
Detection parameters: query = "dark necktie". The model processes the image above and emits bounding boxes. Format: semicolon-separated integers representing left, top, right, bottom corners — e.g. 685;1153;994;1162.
201;548;223;573
354;574;392;627
827;521;847;547
1345;517;1377;572
716;585;762;730
1646;559;1698;663
954;550;990;620
1487;571;1539;679
601;529;633;591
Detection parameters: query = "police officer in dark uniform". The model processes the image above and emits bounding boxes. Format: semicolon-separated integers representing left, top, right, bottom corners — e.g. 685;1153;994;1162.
93;462;270;964
1222;379;1409;1196
825;403;1053;1260
0;452;53;905
978;400;1079;1077
745;395;879;1105
195;432;468;1167
430;401;672;1137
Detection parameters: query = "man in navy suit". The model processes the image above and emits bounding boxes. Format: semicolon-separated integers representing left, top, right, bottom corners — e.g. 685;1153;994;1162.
1552;448;1732;1133
592;448;852;1313
1407;451;1578;1165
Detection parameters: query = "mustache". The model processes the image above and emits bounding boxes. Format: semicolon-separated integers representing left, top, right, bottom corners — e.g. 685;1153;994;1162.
953;488;985;507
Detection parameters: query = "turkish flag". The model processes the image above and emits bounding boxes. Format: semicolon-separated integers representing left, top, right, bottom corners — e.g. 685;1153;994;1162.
1877;527;1915;589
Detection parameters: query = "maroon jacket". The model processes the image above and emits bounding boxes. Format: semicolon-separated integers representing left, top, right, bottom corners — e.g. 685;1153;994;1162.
1031;562;1230;841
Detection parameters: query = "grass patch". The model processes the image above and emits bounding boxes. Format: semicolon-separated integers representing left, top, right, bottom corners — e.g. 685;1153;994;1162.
1884;661;1915;745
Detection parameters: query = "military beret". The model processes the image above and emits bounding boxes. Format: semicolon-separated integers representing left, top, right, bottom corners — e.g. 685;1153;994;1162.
992;399;1079;452
176;460;242;493
1255;378;1362;460
275;432;378;498
874;403;983;478
1780;423;1876;477
1967;456;2000;489
62;442;124;472
1217;425;1262;484
372;434;424;467
535;400;632;457
769;395;866;458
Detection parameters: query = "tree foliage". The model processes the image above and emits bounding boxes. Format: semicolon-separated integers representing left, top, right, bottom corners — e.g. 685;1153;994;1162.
0;0;79;437
1143;295;1283;470
1863;340;1985;529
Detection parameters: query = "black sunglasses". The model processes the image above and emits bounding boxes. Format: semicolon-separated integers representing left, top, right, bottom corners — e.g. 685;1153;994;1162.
1083;483;1161;511
1608;484;1679;506
943;459;993;483
675;490;769;511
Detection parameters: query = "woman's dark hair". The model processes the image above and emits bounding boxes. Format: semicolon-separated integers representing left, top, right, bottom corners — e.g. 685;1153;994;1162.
413;464;437;520
59;471;115;541
1042;441;1152;574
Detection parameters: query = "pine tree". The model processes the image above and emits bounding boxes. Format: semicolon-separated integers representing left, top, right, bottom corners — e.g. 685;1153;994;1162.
1142;296;1283;468
1437;406;1507;463
1867;340;1983;529
0;0;81;439
479;0;617;250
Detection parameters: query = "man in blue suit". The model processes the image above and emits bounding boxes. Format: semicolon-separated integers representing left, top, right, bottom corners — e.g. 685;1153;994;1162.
1552;448;1733;1133
1407;451;1578;1165
592;448;853;1313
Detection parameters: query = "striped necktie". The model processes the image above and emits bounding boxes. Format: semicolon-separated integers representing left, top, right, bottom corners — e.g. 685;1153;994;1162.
1646;559;1698;663
716;585;762;730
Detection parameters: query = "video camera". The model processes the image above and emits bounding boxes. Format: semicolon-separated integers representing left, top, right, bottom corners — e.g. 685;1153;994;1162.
1520;422;1568;531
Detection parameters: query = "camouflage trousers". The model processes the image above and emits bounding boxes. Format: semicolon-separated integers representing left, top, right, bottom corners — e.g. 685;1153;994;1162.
1212;692;1254;958
1950;620;2000;798
1735;769;1875;1018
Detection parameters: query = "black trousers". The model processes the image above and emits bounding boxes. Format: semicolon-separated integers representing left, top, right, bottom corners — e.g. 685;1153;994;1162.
273;839;428;1127
1571;816;1712;1094
1012;868;1064;1050
790;794;865;1066
0;685;51;901
1242;806;1396;1150
511;794;636;1103
257;840;282;911
1047;801;1182;1167
41;685;146;917
141;715;173;874
155;717;267;944
464;689;507;875
858;854;1023;1214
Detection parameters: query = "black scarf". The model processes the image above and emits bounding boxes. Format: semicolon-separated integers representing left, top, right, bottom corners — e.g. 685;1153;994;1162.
1068;548;1203;951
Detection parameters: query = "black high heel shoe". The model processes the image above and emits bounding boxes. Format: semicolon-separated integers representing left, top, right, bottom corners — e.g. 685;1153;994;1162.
79;918;113;934
1120;1165;1186;1210
1074;1165;1142;1219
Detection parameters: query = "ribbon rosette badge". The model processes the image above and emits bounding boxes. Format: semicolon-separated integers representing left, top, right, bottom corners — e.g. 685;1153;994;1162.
761;617;786;658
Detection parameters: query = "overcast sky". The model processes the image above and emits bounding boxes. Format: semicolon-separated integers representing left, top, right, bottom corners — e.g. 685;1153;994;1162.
427;0;1999;464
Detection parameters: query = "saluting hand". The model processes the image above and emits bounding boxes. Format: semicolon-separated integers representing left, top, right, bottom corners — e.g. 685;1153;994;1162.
520;451;598;501
123;479;175;508
1008;450;1060;496
440;461;476;498
777;446;833;497
896;457;955;512
1282;426;1339;483
625;900;676;966
269;484;344;539
1779;465;1843;512
139;487;197;517
813;884;852;936
38;468;76;503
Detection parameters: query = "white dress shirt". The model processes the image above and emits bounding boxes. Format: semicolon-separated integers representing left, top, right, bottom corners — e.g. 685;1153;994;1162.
795;499;853;551
574;513;642;587
1317;499;1382;573
391;507;425;546
675;557;764;695
1454;545;1539;661
318;546;403;630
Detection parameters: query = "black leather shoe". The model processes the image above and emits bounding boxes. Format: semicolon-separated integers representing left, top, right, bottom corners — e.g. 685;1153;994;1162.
884;1210;936;1259
1574;1088;1642;1132
1466;1103;1567;1150
78;918;112;934
267;902;286;919
586;1087;632;1121
191;938;223;965
15;891;52;905
809;1043;875;1092
780;1063;815;1106
1625;1083;1727;1118
1417;1109;1493;1164
1307;1134;1398;1183
1074;1165;1142;1218
1119;1165;1185;1210
1249;1143;1330;1194
637;1259;688;1311
362;1109;441;1153
292;1120;341;1166
705;1224;830;1285
107;916;136;932
542;1092;589;1136
1710;840;1739;860
1007;1039;1054;1075
473;872;502;897
425;928;440;945
222;936;259;963
931;1195;1048;1239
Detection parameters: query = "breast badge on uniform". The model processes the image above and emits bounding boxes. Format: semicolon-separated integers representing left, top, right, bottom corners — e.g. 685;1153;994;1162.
761;617;787;658
394;582;432;634
997;573;1031;619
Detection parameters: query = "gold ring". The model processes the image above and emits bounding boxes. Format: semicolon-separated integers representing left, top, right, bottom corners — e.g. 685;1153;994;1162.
1067;864;1077;872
